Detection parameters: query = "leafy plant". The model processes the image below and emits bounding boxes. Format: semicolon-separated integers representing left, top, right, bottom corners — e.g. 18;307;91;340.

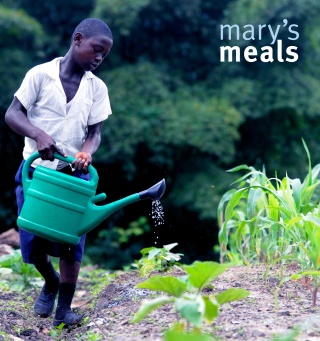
218;139;320;306
131;261;249;337
132;243;184;277
0;249;43;290
164;329;217;341
90;273;116;298
80;331;103;341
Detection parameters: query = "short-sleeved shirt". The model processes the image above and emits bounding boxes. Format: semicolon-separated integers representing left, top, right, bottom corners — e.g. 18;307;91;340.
15;57;112;169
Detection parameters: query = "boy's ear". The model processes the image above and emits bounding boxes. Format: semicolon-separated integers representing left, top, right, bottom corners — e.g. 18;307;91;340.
73;32;84;46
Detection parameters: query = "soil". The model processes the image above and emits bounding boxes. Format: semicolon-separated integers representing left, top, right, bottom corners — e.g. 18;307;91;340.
0;263;320;341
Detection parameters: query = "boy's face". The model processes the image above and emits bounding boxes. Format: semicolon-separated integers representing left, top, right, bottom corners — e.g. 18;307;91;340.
73;33;113;71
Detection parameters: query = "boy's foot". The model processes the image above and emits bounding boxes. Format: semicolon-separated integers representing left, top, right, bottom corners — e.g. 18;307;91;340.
34;274;60;317
52;310;84;327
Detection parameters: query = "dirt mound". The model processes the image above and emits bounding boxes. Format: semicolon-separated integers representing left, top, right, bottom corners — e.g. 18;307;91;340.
0;265;319;340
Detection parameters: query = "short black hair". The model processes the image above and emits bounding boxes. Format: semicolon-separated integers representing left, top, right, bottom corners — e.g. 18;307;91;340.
72;18;113;41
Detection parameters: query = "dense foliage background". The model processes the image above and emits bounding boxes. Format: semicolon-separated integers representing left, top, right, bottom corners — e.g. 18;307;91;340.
1;0;320;268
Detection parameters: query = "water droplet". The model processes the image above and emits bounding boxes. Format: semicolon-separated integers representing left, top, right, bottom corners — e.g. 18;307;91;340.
151;200;165;227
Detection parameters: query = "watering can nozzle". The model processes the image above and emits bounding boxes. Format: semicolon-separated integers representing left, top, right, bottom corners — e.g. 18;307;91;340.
139;179;166;201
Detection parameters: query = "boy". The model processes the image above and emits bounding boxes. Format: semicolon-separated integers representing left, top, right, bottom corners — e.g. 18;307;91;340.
5;18;113;327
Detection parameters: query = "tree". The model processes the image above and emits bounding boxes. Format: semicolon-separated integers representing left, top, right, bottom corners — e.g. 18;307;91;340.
94;0;234;82
0;5;46;229
13;0;96;56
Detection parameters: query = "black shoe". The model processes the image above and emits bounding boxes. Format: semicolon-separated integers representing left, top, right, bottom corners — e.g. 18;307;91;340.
53;310;84;327
34;274;60;317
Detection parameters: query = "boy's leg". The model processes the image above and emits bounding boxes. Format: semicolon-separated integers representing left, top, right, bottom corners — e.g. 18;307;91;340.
33;254;60;317
53;259;84;326
52;171;88;326
16;162;60;318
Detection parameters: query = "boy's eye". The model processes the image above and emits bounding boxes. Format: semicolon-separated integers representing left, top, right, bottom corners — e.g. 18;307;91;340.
93;46;108;59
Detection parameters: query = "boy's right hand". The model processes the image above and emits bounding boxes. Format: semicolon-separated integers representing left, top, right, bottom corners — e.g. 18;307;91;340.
5;97;65;161
35;130;66;161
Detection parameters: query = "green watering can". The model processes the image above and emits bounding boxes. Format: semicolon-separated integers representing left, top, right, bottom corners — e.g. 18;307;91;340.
17;152;166;245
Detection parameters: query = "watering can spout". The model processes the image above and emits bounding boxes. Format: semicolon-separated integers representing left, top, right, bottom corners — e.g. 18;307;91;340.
139;179;166;201
78;179;166;236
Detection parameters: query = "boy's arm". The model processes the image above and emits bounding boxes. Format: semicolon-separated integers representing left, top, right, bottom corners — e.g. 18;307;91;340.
5;97;65;161
72;121;104;172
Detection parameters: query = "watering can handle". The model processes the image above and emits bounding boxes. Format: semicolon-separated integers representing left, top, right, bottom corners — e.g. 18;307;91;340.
22;152;99;192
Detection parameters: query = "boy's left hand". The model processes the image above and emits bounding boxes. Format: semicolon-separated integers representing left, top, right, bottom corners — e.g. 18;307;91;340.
73;152;92;173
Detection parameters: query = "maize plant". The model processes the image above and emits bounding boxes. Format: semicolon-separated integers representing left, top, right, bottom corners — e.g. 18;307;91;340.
218;139;320;305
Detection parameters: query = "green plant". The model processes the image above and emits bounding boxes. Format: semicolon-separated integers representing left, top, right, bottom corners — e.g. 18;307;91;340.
218;139;320;306
90;272;116;297
164;329;217;341
0;250;43;290
218;139;320;265
50;323;65;338
75;330;103;341
0;331;14;341
132;243;184;277
131;261;249;337
78;266;116;309
268;327;300;341
218;139;320;267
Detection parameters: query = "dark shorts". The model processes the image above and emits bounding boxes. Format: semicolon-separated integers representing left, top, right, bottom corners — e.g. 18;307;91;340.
15;160;91;264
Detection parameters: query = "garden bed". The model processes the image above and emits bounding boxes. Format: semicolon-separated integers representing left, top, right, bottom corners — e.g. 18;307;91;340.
0;264;319;340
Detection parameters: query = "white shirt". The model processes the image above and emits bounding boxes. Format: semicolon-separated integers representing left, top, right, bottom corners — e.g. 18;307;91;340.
15;57;112;169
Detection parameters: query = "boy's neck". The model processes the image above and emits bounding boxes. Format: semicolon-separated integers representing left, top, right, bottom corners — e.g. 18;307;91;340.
60;54;84;79
59;54;84;103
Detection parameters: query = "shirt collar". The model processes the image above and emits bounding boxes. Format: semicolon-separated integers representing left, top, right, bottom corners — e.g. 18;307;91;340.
46;57;95;80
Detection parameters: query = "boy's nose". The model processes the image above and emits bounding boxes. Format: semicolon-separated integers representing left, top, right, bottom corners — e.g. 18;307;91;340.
95;54;103;62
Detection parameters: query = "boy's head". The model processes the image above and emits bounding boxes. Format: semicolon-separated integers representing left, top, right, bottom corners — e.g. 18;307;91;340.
70;18;113;72
71;18;113;42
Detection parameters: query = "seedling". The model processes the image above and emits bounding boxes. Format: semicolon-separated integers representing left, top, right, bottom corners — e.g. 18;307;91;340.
0;250;43;290
131;261;249;337
132;243;184;277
